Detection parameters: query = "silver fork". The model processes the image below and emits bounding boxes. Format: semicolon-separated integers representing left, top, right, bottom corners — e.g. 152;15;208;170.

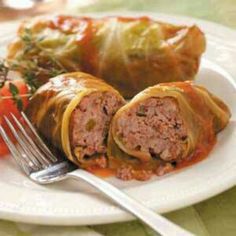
0;112;193;236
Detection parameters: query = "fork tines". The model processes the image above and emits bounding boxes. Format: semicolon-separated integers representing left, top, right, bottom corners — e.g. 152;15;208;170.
0;112;57;174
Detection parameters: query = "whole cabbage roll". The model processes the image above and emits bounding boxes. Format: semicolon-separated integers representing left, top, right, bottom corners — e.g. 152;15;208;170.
108;81;230;180
25;72;125;169
8;15;206;98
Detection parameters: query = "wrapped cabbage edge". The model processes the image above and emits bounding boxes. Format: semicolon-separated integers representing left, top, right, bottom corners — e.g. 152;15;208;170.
108;81;231;180
25;72;125;169
8;15;206;98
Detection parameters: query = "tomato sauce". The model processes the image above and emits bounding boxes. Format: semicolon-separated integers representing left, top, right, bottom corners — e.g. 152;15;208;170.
89;168;116;178
77;19;99;74
175;139;216;170
116;16;151;23
49;15;99;74
89;138;216;179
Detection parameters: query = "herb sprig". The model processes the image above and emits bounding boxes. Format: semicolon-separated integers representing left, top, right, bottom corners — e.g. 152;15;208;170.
0;59;28;111
0;60;9;88
20;28;67;73
10;28;67;93
9;82;23;111
0;28;67;111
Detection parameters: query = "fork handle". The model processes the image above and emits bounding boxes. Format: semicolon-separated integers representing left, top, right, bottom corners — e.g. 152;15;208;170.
67;169;193;236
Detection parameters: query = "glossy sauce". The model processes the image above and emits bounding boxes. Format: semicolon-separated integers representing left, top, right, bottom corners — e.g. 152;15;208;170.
49;16;99;74
175;139;216;170
116;16;151;22
88;140;216;179
49;15;91;33
78;19;99;74
88;167;116;178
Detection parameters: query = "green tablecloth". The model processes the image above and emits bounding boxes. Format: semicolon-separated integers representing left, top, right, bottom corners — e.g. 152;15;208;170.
1;1;236;235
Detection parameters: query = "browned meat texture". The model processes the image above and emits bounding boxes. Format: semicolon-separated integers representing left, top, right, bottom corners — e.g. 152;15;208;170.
116;97;188;161
70;91;123;161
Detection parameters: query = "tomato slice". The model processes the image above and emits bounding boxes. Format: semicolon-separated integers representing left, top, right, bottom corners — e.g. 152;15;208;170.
0;142;10;156
0;79;29;157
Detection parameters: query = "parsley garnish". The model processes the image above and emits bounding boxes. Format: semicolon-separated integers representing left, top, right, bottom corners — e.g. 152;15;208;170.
0;59;25;111
0;60;9;88
9;28;67;92
9;82;23;111
0;27;68;111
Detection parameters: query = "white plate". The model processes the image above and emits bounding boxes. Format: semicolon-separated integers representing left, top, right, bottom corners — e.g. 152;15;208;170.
0;12;235;226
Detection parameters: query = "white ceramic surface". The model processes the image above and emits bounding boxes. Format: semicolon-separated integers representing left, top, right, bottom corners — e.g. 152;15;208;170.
0;12;235;226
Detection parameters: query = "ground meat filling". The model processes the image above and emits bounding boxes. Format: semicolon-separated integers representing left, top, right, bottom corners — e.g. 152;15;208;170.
116;97;188;162
70;91;123;165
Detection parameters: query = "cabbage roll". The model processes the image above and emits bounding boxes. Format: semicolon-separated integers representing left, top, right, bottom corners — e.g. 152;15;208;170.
8;15;206;98
108;81;230;180
25;72;125;168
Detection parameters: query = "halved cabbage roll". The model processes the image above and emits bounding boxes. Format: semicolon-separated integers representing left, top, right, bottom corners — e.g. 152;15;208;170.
7;15;206;98
108;81;230;180
25;72;125;168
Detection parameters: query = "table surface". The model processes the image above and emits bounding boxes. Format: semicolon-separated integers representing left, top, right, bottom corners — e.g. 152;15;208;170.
0;1;236;235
